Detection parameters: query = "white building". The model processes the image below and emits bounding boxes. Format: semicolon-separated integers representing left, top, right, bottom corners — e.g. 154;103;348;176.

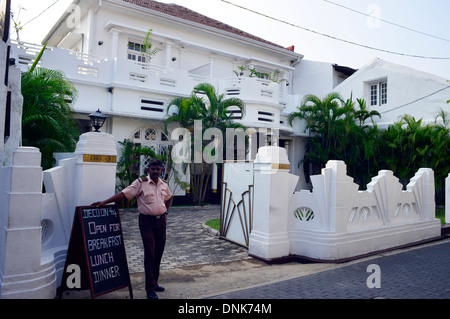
334;58;450;128
11;0;309;194
12;1;448;197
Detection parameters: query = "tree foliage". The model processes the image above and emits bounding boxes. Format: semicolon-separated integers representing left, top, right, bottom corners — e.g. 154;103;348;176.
289;93;450;203
377;113;450;200
21;67;79;169
165;83;246;205
288;93;380;187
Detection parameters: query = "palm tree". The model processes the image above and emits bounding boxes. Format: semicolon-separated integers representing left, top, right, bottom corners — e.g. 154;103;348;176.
288;93;382;188
164;95;203;132
341;97;381;187
165;83;246;205
21;67;79;169
354;98;381;127
288;92;346;174
193;82;245;130
377;115;431;188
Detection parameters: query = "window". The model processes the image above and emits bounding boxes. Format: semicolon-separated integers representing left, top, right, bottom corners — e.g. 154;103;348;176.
131;127;171;176
369;81;388;106
127;41;146;63
370;84;378;106
144;128;157;141
380;82;388;105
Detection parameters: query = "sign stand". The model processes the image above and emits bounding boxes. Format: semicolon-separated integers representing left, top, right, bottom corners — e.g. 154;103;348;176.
57;205;133;299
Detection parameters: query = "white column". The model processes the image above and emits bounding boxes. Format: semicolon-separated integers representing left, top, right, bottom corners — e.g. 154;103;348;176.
211;163;218;193
209;55;215;78
245;129;255;161
74;132;118;207
179;48;185;69
283;140;290;172
164;42;172;69
248;146;299;261
110;28;120;59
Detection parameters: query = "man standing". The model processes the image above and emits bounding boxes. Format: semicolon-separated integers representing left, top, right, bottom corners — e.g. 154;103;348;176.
92;159;172;299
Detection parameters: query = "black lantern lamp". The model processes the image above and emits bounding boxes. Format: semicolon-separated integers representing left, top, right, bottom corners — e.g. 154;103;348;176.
89;109;108;132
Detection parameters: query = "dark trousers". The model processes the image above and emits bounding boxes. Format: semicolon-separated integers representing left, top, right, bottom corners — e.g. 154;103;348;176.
138;213;166;292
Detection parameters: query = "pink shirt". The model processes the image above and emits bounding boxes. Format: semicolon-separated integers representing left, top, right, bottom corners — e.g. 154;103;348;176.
122;176;172;216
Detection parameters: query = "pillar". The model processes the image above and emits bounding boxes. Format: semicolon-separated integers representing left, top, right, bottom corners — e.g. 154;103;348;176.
211;163;218;193
110;28;120;59
179;48;185;69
0;147;56;298
74;132;117;206
248;146;299;261
164;42;172;69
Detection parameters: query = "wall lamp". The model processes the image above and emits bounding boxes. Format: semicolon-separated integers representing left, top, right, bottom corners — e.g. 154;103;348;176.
89;109;108;132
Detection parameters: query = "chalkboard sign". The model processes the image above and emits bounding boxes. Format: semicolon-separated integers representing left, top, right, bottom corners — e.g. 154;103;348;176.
58;205;133;299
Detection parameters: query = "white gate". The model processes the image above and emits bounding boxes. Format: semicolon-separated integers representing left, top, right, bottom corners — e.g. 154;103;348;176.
220;161;254;247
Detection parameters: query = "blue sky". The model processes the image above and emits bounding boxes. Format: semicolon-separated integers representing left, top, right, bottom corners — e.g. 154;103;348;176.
11;0;450;80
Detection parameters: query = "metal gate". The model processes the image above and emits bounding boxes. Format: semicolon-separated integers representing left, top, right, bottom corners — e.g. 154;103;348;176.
220;161;254;247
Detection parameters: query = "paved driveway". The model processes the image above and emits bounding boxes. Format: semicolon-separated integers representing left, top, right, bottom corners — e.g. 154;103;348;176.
120;205;250;273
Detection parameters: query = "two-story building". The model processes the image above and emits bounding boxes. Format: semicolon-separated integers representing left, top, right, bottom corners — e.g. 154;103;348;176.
11;0;355;195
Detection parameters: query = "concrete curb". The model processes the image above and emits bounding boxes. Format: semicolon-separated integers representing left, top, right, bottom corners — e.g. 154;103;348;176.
201;222;219;237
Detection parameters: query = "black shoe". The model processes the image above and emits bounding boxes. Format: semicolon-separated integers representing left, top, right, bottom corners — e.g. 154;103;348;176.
147;291;158;299
155;285;165;292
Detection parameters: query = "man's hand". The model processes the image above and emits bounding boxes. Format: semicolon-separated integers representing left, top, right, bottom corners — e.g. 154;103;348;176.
91;201;106;207
91;192;125;207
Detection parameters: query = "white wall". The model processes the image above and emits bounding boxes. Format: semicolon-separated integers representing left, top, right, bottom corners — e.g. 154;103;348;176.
292;60;334;101
227;148;443;262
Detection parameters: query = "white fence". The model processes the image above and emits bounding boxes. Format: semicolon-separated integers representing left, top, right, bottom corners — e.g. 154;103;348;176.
290;161;435;233
222;147;442;262
287;161;440;260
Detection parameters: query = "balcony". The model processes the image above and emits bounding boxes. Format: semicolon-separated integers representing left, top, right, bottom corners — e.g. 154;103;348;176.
11;41;299;123
220;76;290;108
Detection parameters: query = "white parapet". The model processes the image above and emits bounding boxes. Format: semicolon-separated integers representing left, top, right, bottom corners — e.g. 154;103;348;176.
287;161;441;261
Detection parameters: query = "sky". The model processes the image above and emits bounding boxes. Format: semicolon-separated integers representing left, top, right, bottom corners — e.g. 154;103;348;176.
9;0;450;80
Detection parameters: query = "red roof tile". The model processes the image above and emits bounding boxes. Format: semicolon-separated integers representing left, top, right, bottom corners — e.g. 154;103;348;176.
122;0;288;50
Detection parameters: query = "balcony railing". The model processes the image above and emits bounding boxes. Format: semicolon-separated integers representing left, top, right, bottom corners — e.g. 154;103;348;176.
11;41;300;121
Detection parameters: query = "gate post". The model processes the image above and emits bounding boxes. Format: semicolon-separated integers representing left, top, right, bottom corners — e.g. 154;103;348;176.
73;132;117;207
248;146;298;261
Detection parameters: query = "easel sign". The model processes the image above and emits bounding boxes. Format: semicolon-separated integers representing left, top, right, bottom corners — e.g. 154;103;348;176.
58;205;133;299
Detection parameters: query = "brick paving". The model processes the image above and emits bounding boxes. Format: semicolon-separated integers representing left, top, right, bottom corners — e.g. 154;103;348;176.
120;204;450;299
210;239;450;299
120;204;250;273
